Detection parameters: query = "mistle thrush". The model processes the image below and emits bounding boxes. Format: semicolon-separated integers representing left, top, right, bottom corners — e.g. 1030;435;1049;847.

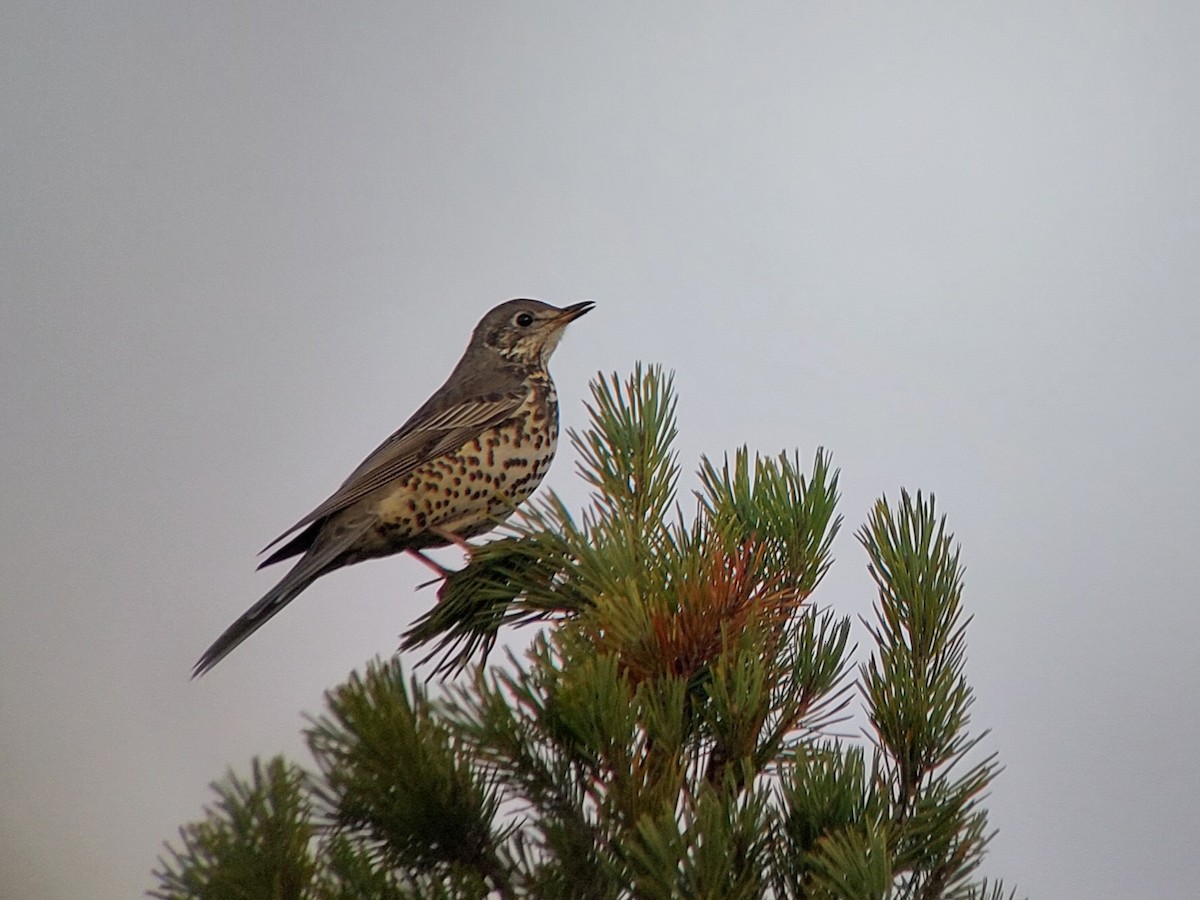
193;298;594;676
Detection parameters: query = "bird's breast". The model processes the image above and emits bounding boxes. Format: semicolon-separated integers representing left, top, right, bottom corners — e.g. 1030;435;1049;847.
369;380;560;549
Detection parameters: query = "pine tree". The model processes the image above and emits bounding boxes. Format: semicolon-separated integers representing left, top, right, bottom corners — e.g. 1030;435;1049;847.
153;366;1021;900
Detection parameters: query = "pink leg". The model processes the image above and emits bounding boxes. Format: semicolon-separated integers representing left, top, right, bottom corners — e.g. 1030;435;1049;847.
429;526;473;553
406;548;451;578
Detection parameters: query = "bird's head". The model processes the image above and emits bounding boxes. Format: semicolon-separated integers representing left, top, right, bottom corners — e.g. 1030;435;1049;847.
472;298;595;366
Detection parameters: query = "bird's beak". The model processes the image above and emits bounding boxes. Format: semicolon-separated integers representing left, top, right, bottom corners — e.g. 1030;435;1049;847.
555;300;596;324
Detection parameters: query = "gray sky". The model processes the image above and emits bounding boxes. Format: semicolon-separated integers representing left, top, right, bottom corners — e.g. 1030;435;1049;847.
3;2;1198;897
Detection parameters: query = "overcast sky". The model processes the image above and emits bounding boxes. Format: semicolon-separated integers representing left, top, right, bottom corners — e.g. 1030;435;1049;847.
3;3;1199;898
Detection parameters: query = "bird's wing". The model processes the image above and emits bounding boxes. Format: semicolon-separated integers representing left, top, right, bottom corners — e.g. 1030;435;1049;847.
261;385;529;553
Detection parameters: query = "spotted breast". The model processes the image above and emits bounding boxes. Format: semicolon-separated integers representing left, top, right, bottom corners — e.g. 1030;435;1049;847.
367;371;558;554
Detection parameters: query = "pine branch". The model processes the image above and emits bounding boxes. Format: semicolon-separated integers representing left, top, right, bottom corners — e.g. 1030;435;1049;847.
857;490;1000;897
399;534;581;678
304;660;510;896
150;757;318;900
697;446;841;596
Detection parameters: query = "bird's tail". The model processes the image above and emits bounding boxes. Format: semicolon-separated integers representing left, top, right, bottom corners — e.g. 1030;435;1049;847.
192;558;328;678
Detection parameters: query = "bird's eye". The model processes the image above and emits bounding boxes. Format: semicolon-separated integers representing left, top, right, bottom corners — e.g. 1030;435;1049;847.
515;312;534;327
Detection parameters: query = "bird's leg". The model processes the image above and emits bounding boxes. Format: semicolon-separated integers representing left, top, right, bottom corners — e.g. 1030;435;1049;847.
407;548;452;578
411;529;481;596
429;526;474;555
408;528;474;590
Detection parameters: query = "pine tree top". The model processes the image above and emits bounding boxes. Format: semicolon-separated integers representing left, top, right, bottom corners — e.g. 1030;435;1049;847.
153;365;1021;900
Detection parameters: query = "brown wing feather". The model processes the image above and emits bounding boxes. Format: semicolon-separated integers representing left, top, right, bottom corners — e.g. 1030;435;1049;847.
260;381;528;554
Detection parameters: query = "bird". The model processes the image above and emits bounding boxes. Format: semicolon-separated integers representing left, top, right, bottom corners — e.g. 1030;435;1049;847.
193;298;594;677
